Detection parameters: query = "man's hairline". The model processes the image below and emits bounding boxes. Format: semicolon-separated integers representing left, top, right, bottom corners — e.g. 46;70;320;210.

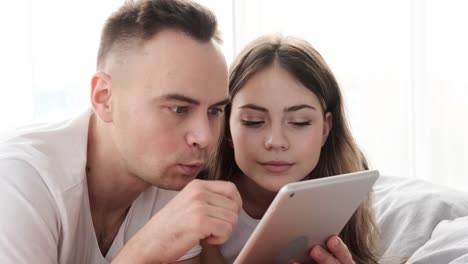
97;28;222;71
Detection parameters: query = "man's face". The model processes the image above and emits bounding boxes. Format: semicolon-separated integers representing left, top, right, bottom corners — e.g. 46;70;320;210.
107;30;228;190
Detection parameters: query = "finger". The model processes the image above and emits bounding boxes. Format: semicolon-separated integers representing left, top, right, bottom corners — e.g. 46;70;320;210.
326;236;355;264
310;245;339;264
204;202;239;225
181;180;242;213
199;180;242;205
204;190;241;213
201;216;234;244
188;199;238;241
183;181;241;213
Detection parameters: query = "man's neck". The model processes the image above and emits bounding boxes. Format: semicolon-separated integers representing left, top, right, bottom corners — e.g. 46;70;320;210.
86;113;148;213
86;113;150;255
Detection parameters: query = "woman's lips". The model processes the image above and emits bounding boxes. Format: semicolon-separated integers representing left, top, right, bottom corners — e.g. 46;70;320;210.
259;161;294;173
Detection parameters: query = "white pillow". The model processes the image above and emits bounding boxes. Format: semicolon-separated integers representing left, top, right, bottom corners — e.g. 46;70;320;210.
408;216;468;263
373;175;468;263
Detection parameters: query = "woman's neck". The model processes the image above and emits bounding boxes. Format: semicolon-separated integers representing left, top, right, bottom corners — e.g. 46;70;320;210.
233;174;277;220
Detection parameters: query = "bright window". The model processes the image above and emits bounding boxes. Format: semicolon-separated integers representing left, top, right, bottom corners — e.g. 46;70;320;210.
0;0;466;190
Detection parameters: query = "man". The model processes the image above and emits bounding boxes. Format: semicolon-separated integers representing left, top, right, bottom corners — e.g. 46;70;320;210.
0;0;241;263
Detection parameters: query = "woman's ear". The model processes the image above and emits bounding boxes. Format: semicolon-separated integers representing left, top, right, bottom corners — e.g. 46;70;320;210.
322;112;332;146
90;71;113;123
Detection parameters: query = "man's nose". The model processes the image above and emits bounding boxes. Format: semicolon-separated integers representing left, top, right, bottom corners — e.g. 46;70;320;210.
186;115;214;149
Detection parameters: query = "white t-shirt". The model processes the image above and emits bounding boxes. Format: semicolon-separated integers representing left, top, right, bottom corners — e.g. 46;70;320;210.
220;208;260;263
0;109;201;263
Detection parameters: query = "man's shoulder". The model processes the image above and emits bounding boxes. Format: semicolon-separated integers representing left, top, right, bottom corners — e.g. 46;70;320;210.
0;109;92;193
0;109;91;149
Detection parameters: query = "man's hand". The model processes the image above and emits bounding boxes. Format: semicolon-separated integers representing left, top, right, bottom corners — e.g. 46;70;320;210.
112;179;242;264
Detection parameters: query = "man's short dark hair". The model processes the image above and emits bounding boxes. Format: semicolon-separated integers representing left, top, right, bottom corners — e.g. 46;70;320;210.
97;0;221;69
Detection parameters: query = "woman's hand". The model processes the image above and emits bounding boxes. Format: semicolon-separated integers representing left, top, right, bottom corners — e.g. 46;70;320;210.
309;235;355;264
291;235;355;264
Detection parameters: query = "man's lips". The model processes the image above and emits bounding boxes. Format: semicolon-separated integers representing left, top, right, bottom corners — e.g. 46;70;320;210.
177;162;205;176
258;160;294;173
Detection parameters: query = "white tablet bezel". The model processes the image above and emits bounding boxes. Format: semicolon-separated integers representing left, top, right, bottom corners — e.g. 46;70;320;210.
233;170;380;264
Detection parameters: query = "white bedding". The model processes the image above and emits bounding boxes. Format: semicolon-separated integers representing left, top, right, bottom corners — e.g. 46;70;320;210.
373;175;468;264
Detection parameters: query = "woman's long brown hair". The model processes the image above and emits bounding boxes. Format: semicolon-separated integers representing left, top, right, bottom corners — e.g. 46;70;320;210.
208;34;380;263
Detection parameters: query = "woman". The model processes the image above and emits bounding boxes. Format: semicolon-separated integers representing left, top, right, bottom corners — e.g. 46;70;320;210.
205;34;380;264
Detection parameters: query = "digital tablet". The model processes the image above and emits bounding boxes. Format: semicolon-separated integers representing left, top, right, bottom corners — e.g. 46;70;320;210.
233;170;380;264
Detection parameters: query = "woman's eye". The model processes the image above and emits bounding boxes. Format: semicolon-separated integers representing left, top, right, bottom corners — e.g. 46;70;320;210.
241;120;264;127
170;106;189;114
290;121;311;127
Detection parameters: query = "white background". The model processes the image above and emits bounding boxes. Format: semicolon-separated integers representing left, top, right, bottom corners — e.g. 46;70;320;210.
0;0;466;191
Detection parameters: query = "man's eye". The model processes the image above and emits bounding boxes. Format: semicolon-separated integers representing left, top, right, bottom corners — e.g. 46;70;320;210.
241;120;264;127
208;108;223;117
170;106;189;114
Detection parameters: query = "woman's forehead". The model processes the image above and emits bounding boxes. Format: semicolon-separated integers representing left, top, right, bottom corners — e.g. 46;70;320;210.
232;72;321;109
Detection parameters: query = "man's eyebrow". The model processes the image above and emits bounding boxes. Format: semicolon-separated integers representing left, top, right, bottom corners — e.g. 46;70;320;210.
161;93;200;105
210;98;230;108
238;104;268;112
285;104;317;112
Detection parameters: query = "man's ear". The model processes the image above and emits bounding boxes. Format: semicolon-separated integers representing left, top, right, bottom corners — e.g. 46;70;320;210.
322;112;332;146
90;71;113;123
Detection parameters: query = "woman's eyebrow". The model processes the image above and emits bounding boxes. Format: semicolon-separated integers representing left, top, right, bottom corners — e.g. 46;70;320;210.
284;104;316;112
238;104;268;112
238;104;317;112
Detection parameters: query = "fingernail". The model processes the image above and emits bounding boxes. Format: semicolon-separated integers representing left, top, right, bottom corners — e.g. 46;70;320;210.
331;236;339;248
314;246;323;259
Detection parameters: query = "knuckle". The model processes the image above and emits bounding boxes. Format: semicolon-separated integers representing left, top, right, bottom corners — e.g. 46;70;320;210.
189;179;203;189
227;181;238;193
190;213;205;231
191;199;206;213
235;200;242;212
219;222;232;241
190;179;205;189
189;187;206;201
230;211;239;225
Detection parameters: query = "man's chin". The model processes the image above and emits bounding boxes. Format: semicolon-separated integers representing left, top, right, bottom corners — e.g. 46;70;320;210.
162;174;198;191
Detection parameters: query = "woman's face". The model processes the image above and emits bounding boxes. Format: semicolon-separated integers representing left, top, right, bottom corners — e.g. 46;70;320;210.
230;63;331;192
